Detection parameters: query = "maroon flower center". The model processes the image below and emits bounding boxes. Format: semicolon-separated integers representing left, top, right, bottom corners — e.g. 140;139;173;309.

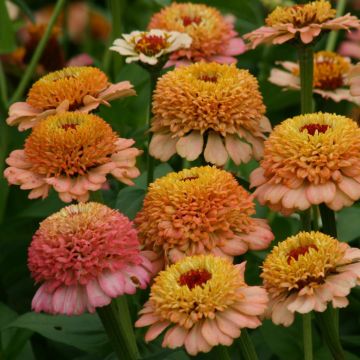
135;35;168;56
180;175;199;181
287;244;318;264
61;123;78;131
300;123;330;135
179;269;212;289
198;75;218;83
182;15;202;26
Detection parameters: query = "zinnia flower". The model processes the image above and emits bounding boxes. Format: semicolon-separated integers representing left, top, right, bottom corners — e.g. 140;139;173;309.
7;66;135;131
250;112;360;215
148;2;246;66
244;0;360;48
149;62;270;166
339;29;360;60
261;231;360;326
28;202;154;315
135;166;274;270
349;62;360;96
135;255;268;355
4;112;142;202
110;29;192;66
269;51;360;104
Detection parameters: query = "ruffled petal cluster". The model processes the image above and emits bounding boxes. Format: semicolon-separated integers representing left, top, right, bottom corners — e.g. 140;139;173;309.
110;29;192;65
135;166;273;270
28;203;154;315
148;2;246;66
250;113;360;214
7;66;135;131
136;255;268;355
244;0;360;48
4;112;142;202
262;231;360;326
269;51;360;104
149;62;270;166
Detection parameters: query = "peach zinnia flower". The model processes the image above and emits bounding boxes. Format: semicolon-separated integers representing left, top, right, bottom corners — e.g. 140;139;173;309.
135;166;274;271
110;29;192;66
349;62;360;97
244;0;360;48
29;202;154;315
250;112;360;215
262;231;360;326
148;2;246;66
339;29;360;60
7;66;135;131
149;62;270;166
269;51;360;104
136;255;268;356
4;112;142;202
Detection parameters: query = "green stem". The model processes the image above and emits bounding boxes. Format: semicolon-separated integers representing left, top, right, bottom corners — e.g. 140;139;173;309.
213;345;232;360
326;0;347;52
315;306;345;360
0;61;8;111
303;313;313;360
311;206;319;231
298;45;314;114
238;329;258;360
10;0;66;104
97;297;139;360
300;208;312;231
146;71;159;186
319;204;337;238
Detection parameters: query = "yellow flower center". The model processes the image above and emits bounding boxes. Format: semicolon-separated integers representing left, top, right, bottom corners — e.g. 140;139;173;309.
27;66;108;110
261;231;344;292
134;34;169;56
149;255;244;328
24;112;117;177
261;113;360;185
151;62;266;137
266;0;336;27
292;51;350;90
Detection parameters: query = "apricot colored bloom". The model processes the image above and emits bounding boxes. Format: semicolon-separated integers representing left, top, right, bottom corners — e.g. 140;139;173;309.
148;3;246;66
149;62;270;166
110;29;192;66
29;203;154;315
135;166;273;271
7;66;135;131
136;255;268;355
4;112;142;202
262;231;360;326
250;113;360;215
244;0;360;48
269;51;360;104
349;62;360;97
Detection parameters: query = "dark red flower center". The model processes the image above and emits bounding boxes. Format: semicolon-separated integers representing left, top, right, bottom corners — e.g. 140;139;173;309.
180;175;199;181
179;269;212;289
182;15;202;26
300;123;330;135
198;75;218;83
61;123;78;131
135;35;168;56
287;244;318;264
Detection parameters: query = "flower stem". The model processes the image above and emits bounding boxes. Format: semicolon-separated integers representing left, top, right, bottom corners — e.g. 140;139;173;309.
238;329;259;360
315;305;345;360
300;208;312;231
303;313;313;360
298;45;314;114
326;0;347;52
0;61;8;112
319;204;337;238
146;71;160;186
97;297;139;360
10;0;66;104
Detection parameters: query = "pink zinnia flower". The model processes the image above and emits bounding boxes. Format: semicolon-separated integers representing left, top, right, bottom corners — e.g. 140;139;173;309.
136;255;268;356
135;166;274;272
244;0;360;49
7;66;135;131
250;113;360;215
262;231;360;326
148;3;246;66
339;29;360;60
28;202;154;315
349;62;360;97
4;112;142;202
269;51;360;105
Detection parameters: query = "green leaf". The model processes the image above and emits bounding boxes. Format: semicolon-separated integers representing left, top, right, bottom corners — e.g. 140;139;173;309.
337;206;360;243
11;0;35;23
7;312;110;354
0;0;17;54
116;187;146;220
